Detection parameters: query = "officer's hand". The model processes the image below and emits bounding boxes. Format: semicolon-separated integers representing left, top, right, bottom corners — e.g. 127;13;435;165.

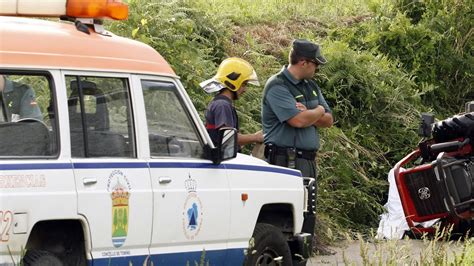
296;102;307;111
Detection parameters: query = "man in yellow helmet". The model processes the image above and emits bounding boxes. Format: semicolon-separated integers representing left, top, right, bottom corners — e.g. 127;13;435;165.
200;57;263;147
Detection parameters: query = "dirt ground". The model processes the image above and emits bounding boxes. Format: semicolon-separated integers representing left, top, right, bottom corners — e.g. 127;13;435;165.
308;239;466;265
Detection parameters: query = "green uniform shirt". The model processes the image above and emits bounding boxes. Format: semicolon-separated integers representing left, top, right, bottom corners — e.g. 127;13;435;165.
1;79;42;122
262;66;331;151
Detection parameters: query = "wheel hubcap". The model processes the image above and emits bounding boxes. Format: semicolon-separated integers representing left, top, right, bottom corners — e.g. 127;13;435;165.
255;248;282;266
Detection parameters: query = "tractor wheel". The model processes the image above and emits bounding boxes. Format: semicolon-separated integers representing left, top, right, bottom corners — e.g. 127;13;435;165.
432;113;474;143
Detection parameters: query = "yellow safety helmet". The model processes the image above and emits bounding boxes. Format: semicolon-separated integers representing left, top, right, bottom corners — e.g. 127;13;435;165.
200;57;259;93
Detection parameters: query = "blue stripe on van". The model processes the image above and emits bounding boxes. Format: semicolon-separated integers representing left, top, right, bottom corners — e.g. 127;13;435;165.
150;248;245;266
88;254;146;266
0;161;301;177
89;248;245;266
0;163;71;170
148;162;225;169
224;163;301;177
149;162;301;177
73;162;148;169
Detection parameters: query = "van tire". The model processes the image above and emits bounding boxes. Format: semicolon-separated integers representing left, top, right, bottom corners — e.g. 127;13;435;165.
23;250;63;266
244;223;292;266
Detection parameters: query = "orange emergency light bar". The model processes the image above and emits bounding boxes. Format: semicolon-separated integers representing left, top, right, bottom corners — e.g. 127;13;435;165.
67;0;128;20
0;0;128;20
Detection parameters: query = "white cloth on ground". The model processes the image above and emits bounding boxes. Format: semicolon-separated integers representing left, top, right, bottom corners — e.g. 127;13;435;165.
376;168;409;239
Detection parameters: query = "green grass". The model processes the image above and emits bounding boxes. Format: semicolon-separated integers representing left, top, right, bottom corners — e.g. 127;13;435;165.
332;229;474;265
190;0;383;26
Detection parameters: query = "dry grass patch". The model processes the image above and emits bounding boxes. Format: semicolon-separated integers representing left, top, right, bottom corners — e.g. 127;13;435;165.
227;19;328;58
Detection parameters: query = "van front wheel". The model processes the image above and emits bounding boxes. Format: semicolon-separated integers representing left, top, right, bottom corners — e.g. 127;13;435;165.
244;223;292;266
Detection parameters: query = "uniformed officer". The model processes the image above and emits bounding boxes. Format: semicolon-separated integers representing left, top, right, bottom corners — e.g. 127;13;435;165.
200;58;263;147
262;39;333;177
0;75;43;122
261;39;334;246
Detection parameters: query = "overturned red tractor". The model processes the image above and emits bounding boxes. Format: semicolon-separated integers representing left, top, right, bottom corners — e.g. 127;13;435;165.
394;102;474;237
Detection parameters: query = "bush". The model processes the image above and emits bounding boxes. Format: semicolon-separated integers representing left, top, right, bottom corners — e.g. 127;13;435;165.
331;0;473;116
109;0;232;112
321;41;426;165
315;41;427;235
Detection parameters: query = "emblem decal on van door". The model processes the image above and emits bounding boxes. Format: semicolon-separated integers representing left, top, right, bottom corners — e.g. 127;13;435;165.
182;174;203;240
107;170;131;247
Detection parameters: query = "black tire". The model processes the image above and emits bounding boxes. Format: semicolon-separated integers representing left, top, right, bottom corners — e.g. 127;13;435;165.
23;250;63;266
244;223;292;266
451;219;474;239
432;112;474;143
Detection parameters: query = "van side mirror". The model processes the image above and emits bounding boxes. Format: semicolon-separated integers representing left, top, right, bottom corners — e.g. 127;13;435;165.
217;127;238;162
204;127;238;164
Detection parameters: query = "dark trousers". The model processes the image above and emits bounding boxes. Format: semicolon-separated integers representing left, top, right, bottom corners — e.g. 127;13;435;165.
269;153;318;178
267;153;318;235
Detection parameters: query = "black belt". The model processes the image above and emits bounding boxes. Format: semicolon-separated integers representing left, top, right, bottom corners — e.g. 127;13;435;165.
264;144;317;161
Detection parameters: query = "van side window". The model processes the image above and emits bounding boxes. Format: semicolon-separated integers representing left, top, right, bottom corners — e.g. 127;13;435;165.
0;73;58;157
67;76;135;158
142;80;203;158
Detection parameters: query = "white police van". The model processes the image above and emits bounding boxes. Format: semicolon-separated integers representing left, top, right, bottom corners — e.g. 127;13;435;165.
0;1;316;265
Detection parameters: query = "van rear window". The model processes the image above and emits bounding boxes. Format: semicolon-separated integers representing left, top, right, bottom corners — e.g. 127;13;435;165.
0;73;58;157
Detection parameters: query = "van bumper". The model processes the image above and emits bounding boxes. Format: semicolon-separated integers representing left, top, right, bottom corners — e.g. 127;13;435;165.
288;232;313;263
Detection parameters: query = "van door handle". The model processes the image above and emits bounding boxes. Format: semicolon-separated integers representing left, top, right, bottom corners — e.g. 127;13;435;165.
158;177;172;184
83;178;97;185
